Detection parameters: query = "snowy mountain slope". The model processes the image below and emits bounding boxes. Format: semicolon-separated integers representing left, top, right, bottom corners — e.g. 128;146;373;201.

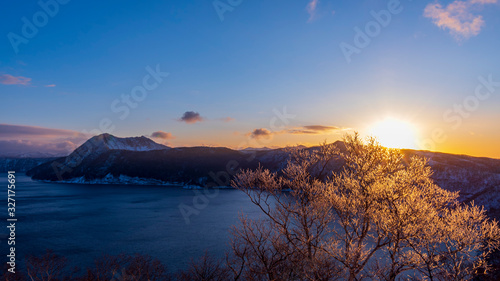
28;146;262;186
73;133;168;153
63;133;169;167
26;135;500;216
398;149;500;217
0;157;57;172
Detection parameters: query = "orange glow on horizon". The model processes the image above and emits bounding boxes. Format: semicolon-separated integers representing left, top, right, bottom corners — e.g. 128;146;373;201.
368;117;419;150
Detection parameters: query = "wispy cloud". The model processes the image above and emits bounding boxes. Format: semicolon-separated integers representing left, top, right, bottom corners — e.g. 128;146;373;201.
246;125;344;139
0;74;31;85
0;140;79;157
0;124;89;156
219;117;235;122
0;124;86;139
151;131;175;140
289;125;340;135
306;0;320;22
45;84;56;87
424;0;497;40
178;111;204;124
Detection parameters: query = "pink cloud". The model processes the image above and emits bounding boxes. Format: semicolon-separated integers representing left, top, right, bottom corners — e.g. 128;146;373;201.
424;0;497;40
0;124;90;156
151;131;175;140
469;0;497;3
0;124;86;139
45;84;56;87
220;117;235;122
306;0;319;22
0;74;31;85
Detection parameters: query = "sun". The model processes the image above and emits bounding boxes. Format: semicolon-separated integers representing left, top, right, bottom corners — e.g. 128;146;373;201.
369;117;418;149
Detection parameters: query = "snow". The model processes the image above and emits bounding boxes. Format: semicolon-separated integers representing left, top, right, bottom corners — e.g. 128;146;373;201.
62;134;168;167
92;134;168;152
101;137;165;151
39;173;235;189
43;173;183;186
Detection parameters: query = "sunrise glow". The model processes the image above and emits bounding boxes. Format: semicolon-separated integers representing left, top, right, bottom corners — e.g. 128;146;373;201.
369;118;418;150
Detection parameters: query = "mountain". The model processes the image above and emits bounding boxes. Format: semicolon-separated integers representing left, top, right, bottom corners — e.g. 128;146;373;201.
402;150;500;217
27;144;289;186
0;157;58;173
61;133;168;166
0;152;64;158
239;147;275;152
72;133;168;153
26;134;500;213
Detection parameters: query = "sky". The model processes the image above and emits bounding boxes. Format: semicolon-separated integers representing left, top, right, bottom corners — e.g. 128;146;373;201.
1;0;499;158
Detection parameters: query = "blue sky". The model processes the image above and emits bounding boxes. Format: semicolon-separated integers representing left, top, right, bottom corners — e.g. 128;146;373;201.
1;0;499;157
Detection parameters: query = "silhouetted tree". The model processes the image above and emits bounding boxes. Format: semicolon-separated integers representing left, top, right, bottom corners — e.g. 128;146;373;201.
178;251;229;281
124;253;170;281
80;253;129;281
25;249;67;281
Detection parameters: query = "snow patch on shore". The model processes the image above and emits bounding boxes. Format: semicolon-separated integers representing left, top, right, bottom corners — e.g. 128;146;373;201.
38;173;233;189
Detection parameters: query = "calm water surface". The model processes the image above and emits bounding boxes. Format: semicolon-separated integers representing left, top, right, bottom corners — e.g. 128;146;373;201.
0;173;262;271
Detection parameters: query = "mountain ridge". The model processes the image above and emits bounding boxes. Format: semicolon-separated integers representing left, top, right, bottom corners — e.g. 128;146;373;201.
18;133;500;218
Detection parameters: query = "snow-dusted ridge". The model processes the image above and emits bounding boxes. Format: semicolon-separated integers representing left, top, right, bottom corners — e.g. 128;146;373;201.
25;134;500;217
37;173;232;189
75;133;168;153
95;133;168;151
63;133;169;167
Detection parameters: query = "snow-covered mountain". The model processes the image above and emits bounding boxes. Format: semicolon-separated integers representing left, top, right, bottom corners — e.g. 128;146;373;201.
63;133;168;167
239;147;275;152
0;152;64;158
403;150;500;217
0;157;58;172
76;133;168;153
25;134;500;217
0;134;168;173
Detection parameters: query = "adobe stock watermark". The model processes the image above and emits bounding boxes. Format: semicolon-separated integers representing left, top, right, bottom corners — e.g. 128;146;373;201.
213;0;243;22
50;64;169;180
178;106;296;225
417;74;500;151
7;0;70;54
339;0;411;64
109;65;169;122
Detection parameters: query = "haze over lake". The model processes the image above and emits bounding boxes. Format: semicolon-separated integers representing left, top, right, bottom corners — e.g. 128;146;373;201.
0;173;261;272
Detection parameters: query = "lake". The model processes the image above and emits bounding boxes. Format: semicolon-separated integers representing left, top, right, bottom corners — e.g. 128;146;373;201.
0;173;263;273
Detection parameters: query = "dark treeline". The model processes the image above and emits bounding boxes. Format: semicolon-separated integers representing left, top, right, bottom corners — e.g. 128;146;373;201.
3;249;500;281
1;250;230;281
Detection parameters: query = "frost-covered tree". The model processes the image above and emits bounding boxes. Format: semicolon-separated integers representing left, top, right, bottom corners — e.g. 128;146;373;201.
229;133;500;280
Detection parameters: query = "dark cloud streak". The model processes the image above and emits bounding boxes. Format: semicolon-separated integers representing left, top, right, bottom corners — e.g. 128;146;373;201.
0;124;86;138
246;125;343;139
151;131;175;139
290;125;341;135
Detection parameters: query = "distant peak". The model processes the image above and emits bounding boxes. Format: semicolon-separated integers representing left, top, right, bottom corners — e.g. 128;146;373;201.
96;133;113;139
89;133;112;140
67;134;169;161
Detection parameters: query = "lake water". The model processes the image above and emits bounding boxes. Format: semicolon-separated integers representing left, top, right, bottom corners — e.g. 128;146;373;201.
0;173;263;272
